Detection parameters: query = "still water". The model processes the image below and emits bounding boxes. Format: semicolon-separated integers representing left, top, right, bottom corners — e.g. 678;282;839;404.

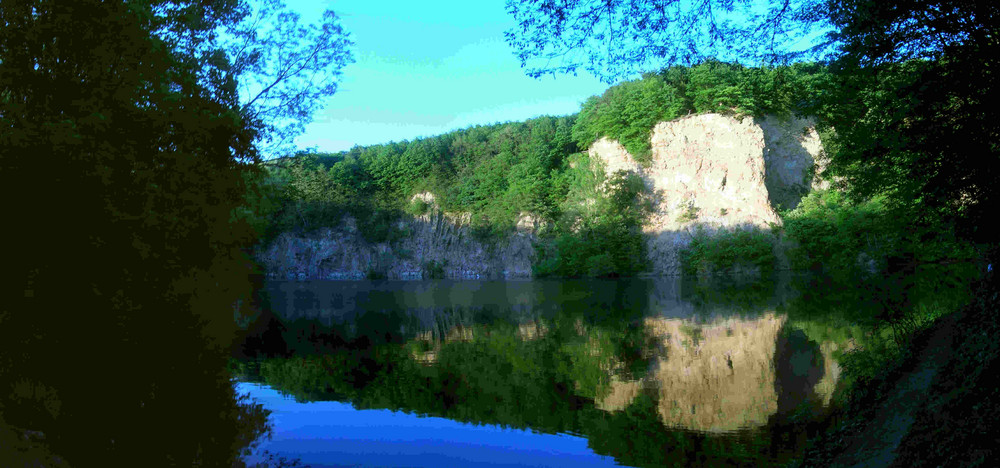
235;275;869;467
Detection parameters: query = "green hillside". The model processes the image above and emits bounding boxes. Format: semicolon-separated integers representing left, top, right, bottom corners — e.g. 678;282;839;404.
244;61;831;278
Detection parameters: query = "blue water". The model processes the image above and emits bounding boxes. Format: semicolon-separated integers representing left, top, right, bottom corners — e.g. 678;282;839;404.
237;382;627;467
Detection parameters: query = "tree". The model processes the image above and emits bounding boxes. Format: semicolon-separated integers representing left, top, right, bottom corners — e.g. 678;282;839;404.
226;0;354;158
0;0;350;464
821;1;1000;260
505;0;832;82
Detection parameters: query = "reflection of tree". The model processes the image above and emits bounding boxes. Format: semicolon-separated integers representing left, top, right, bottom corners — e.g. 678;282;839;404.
681;276;779;316
582;393;786;467
773;328;825;416
235;291;838;466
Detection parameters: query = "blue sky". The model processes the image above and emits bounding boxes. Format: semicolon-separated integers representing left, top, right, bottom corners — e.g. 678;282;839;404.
283;0;619;154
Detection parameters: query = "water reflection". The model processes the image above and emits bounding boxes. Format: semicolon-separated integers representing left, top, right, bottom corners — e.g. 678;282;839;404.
233;275;858;466
238;382;622;468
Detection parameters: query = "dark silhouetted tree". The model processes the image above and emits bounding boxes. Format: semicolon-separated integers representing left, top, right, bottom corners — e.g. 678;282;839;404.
821;1;1000;262
0;0;350;464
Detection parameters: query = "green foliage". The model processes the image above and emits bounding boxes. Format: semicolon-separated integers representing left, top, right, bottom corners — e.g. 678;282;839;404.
679;227;776;276
256;115;579;245
820;1;1000;264
533;168;653;278
782;190;896;276
676;201;700;223
259;154;407;243
365;269;387;280
572;76;684;163
571;61;831;165
256;62;831;252
423;260;446;279
407;198;431;217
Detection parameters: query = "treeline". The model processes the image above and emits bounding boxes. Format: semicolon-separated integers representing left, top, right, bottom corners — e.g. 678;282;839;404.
248;60;832;277
573;60;830;164
249;59;982;282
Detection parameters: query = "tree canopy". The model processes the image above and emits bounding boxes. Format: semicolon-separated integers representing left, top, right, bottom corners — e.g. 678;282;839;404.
0;0;351;464
817;1;1000;260
505;0;833;82
228;0;354;157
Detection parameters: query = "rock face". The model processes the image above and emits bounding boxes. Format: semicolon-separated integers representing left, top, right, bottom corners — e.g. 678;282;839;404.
256;193;537;280
257;113;825;279
589;113;826;275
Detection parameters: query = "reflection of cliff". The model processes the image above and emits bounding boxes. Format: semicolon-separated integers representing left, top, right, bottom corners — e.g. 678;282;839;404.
599;314;832;433
649;314;785;432
813;341;842;406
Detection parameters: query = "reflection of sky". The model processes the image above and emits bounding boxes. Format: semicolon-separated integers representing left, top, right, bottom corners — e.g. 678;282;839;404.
237;382;627;468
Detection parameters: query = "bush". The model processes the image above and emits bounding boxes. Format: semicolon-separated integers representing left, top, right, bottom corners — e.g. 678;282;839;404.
423;260;446;279
679;227;776;276
782;190;895;275
533;170;652;278
406;198;431;216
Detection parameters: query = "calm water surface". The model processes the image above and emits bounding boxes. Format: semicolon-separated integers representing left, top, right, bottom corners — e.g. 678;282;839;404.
235;275;869;467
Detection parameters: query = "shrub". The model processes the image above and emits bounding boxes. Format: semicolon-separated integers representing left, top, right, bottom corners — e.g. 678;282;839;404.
676;202;700;223
423;260;446;279
407;198;431;216
782;190;895;275
679;227;776;276
533;171;652;278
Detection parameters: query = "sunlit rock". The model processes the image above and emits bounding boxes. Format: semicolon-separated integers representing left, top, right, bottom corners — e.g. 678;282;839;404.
517;320;549;341
589;113;827;275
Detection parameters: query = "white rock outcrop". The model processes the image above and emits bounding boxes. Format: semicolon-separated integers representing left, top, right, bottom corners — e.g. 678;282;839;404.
589;113;826;275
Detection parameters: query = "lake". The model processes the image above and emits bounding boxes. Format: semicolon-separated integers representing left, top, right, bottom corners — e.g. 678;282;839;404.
234;275;873;467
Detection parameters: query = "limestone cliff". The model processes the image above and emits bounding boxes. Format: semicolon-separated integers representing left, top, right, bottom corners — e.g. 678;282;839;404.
589;113;826;275
257;113;825;280
256;193;536;280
